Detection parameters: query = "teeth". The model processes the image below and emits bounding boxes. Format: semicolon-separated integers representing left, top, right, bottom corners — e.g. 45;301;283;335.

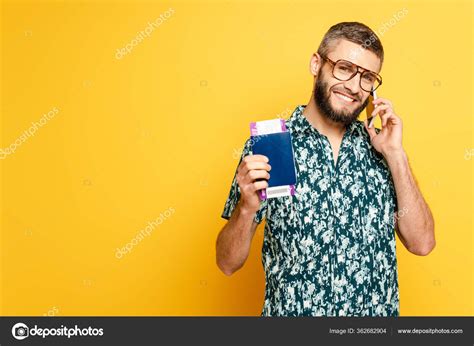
334;92;354;102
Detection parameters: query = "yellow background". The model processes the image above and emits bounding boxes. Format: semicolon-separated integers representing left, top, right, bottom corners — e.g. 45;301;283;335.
1;0;472;316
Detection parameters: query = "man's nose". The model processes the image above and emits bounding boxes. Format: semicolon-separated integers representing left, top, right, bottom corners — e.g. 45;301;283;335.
342;74;361;96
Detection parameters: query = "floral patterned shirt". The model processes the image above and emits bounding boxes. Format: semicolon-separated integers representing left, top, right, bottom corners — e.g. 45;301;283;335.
221;105;399;316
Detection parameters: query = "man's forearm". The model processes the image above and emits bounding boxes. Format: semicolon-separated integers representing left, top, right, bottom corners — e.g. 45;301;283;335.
216;202;257;276
385;150;435;255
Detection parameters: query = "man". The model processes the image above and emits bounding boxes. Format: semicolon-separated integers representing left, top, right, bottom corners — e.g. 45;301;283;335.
216;22;435;316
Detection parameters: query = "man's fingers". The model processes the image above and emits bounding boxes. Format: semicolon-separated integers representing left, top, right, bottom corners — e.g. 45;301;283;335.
238;158;271;176
246;169;270;182
380;110;399;128
241;179;268;194
371;104;390;117
380;112;391;128
370;103;396;128
245;161;271;172
252;180;269;192
372;98;393;108
242;154;269;163
236;155;273;194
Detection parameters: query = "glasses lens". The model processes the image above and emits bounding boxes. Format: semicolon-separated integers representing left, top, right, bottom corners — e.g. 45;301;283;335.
333;61;357;81
361;71;381;91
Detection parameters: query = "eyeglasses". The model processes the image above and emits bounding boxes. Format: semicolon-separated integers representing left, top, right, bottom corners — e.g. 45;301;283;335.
321;55;382;92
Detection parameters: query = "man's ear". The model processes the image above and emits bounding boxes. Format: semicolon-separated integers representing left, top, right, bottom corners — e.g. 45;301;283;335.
309;52;322;77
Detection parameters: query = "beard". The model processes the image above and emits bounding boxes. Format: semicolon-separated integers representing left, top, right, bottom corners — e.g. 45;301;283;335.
313;72;369;127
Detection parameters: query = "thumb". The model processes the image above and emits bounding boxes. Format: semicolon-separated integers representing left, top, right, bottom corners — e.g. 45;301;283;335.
364;119;377;141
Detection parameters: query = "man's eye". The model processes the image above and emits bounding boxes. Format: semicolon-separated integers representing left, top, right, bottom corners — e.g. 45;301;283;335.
338;65;353;72
363;74;376;83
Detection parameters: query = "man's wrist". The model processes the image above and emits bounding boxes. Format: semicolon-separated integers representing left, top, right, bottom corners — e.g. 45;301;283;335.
383;148;407;166
238;200;258;218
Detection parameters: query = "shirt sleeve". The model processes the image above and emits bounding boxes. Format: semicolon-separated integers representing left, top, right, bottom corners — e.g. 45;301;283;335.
221;138;268;224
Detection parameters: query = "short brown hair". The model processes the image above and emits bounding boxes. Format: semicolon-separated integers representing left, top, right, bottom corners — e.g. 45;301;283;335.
317;22;384;65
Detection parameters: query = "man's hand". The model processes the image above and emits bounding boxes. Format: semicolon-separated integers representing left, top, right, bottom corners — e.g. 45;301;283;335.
236;154;271;213
364;97;436;255
364;97;404;158
216;154;271;276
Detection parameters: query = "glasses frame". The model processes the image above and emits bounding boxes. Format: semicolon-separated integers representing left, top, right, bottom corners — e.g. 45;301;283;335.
320;55;383;92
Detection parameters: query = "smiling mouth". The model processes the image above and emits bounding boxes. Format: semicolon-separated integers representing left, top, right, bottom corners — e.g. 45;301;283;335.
332;90;358;104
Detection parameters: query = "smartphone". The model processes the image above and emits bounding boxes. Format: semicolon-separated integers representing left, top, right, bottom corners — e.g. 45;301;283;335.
366;89;378;128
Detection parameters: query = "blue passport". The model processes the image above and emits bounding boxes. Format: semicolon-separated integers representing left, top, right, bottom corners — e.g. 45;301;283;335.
251;131;297;187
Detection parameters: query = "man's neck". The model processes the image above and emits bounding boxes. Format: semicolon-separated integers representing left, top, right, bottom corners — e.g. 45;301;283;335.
303;96;347;139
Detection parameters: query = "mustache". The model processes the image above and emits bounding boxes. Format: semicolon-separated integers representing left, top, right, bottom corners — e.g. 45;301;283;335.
330;87;361;102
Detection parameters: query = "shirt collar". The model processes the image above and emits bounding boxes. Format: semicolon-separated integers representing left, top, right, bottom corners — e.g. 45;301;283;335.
287;105;360;137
